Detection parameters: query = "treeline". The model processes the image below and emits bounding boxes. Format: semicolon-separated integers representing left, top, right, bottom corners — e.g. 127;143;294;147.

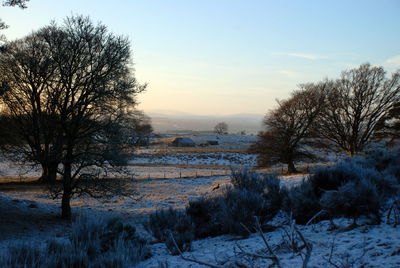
250;64;400;172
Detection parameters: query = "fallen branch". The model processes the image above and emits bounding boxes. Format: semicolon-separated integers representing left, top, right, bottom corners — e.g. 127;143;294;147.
256;217;282;268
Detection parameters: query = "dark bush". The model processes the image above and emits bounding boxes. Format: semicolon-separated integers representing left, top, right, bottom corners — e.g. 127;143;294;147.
231;169;284;216
309;162;361;197
231;168;278;193
148;208;194;255
220;188;276;236
186;196;224;238
0;215;150;268
284;180;321;224
187;170;285;237
320;179;381;223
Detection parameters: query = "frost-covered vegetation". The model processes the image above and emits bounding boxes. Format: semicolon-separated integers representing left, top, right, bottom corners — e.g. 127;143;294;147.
286;150;400;225
0;215;150;268
146;149;400;262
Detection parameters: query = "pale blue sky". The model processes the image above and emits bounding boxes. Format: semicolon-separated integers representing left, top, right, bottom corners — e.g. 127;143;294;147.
1;0;399;115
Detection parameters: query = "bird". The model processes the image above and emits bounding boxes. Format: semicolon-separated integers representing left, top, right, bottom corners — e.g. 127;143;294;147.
212;183;220;191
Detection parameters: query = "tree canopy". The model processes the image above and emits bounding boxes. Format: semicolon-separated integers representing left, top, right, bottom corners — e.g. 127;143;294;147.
0;15;146;218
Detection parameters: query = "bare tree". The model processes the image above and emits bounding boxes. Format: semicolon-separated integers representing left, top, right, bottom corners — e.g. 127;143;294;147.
126;110;153;146
250;84;325;173
318;64;400;155
1;0;29;38
214;122;228;135
374;101;400;145
0;15;145;219
0;31;61;183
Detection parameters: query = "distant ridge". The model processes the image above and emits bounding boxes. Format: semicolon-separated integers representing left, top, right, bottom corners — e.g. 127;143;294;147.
146;110;264;134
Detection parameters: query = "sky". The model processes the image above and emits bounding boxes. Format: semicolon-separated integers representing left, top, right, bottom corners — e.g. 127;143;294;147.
1;0;400;116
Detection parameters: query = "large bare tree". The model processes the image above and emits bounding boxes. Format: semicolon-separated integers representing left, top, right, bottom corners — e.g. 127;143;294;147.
318;64;400;155
250;84;326;173
0;16;146;218
0;30;60;182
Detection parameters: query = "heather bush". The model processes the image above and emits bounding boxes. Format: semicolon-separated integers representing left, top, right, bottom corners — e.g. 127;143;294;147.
0;215;150;268
231;169;284;215
148;208;194;255
218;187;276;236
309;162;361;197
187;170;285;237
186;196;224;238
285;153;400;225
0;243;45;268
231;168;279;193
320;179;381;223
284;180;321;224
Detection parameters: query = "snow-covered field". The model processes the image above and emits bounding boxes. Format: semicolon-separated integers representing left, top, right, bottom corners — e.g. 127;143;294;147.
141;216;400;267
1;173;399;267
1;135;398;267
129;152;256;166
155;134;257;149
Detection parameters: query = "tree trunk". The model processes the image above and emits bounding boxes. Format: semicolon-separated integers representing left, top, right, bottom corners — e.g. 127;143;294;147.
61;161;72;219
61;189;71;219
287;161;297;173
38;162;58;183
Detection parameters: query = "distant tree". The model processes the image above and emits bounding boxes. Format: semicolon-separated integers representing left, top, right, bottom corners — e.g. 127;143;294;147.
124;110;153;146
249;84;325;173
214;122;228;135
317;64;400;155
0;15;145;219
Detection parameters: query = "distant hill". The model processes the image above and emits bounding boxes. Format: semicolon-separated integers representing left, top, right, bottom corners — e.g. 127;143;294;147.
146;110;264;134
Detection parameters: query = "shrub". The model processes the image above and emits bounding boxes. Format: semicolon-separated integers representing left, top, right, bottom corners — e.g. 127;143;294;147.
231;168;279;193
356;150;400;182
186;196;224;238
231;169;284;217
284;180;321;224
188;187;283;237
0;215;150;268
320;179;381;223
0;243;45;268
187;170;285;237
148;208;194;255
220;188;276;235
309;162;361;197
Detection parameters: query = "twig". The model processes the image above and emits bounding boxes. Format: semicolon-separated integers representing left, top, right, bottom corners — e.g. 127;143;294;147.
255;217;282;268
306;209;327;226
294;226;313;268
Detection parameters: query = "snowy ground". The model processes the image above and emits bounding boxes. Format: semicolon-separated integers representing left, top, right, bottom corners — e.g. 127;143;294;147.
141;217;400;267
129;152;256;167
154;134;257;149
0;135;396;267
1;173;399;267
